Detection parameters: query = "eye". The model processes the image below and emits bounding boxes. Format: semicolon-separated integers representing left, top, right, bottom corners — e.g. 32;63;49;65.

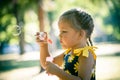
62;31;67;33
60;30;67;34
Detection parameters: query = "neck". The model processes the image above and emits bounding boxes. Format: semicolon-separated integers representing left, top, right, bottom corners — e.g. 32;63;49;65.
70;44;85;55
71;43;86;50
71;38;87;50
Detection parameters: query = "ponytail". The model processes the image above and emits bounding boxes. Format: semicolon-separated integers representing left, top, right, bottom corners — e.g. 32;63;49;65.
87;37;93;46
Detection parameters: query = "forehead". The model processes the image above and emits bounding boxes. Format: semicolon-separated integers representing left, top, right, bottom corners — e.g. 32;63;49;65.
58;19;73;29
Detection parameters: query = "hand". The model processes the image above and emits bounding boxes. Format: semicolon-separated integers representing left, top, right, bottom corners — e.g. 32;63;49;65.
45;61;60;75
35;32;48;46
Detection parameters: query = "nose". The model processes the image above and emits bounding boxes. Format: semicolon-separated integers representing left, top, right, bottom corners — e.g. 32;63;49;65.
59;33;62;38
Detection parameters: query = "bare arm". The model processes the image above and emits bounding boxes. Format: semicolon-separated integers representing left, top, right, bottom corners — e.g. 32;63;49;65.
55;68;81;80
36;32;50;69
78;52;94;80
46;61;82;80
43;51;94;80
39;43;94;80
40;43;50;69
53;53;64;66
40;42;65;68
45;52;82;80
36;32;64;69
56;52;94;80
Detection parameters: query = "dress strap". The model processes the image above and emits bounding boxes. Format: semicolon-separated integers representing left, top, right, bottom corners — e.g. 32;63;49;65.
64;46;97;60
74;46;97;60
64;48;71;55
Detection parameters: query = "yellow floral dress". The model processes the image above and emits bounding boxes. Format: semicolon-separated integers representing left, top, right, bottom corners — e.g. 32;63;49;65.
62;46;97;80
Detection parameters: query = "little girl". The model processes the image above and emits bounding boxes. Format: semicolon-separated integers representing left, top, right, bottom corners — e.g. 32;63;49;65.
36;8;97;80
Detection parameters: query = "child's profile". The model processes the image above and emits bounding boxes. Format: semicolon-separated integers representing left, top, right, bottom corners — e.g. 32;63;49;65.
36;8;97;80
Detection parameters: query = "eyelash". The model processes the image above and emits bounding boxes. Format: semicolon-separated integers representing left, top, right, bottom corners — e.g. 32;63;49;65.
60;31;67;34
63;31;67;33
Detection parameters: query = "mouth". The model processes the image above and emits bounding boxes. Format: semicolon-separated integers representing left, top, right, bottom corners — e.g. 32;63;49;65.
60;40;63;43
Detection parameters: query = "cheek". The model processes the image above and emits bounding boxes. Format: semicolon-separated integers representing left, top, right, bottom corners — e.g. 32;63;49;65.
61;33;79;44
61;36;70;45
63;36;74;45
68;35;80;44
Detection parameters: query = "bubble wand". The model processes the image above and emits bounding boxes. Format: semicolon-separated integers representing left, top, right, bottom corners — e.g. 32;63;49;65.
35;32;52;44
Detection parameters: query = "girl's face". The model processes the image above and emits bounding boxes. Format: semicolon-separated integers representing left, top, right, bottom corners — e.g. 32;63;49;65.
58;21;81;49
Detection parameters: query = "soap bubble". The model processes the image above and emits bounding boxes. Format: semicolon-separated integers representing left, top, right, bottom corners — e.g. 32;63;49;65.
39;32;47;40
12;25;21;36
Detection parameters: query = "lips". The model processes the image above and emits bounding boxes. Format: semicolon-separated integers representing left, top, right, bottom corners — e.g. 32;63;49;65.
60;40;62;43
60;40;63;44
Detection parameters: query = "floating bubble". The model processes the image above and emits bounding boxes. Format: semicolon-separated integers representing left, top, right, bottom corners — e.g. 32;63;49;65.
12;25;21;36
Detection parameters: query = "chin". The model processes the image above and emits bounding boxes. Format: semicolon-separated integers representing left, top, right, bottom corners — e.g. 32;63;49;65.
61;45;69;49
61;45;66;49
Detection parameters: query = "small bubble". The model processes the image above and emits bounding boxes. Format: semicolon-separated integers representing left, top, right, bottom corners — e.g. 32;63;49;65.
39;32;46;40
12;25;21;36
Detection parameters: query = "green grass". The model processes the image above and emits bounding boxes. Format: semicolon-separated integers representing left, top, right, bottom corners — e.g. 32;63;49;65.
0;60;40;72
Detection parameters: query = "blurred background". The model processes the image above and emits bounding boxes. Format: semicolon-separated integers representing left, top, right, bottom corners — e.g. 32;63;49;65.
0;0;120;80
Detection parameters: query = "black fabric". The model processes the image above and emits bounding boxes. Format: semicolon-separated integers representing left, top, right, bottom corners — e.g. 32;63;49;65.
63;54;96;80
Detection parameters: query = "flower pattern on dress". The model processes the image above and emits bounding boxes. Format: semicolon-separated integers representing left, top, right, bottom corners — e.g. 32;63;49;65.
63;46;97;80
65;70;71;75
74;62;79;73
68;55;75;62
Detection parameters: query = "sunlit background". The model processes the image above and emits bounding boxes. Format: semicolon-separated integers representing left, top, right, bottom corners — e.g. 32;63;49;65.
0;0;120;80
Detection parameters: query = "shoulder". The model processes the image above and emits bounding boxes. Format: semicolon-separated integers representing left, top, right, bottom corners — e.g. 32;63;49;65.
77;52;95;79
78;52;94;66
78;46;97;62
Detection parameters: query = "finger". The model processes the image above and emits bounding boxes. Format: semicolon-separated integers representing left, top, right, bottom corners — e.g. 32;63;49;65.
36;37;41;42
36;36;46;42
45;68;52;76
45;71;50;76
45;61;50;65
46;61;51;64
35;32;40;36
45;61;50;67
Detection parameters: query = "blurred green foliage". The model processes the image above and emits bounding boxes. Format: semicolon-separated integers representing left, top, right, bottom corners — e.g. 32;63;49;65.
0;0;39;53
103;0;120;40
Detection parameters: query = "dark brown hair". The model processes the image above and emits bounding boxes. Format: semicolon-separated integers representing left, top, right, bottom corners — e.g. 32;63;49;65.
59;8;94;46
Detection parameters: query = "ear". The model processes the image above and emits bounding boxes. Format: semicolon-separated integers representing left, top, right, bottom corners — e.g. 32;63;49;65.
79;30;86;38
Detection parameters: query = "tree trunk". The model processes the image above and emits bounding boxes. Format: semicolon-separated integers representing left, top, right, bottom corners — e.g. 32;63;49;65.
13;0;25;55
38;0;44;31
